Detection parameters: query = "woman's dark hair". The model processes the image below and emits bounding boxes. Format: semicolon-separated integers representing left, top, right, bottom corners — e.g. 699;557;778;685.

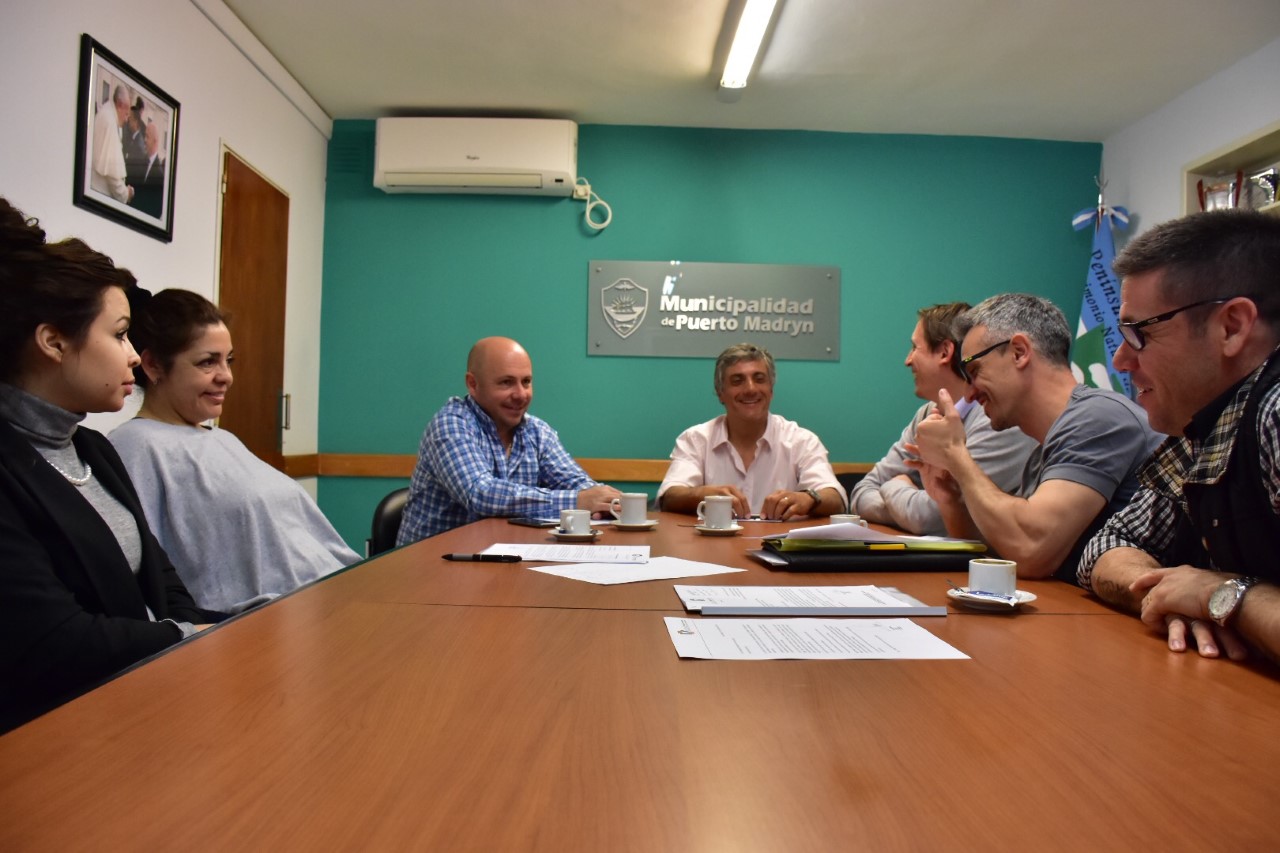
127;288;228;388
0;197;136;383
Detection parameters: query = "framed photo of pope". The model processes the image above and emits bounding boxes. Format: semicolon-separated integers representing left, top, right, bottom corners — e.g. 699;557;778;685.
73;34;180;242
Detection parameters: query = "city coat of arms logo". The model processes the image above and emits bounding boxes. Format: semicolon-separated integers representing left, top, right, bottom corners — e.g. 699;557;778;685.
602;278;648;339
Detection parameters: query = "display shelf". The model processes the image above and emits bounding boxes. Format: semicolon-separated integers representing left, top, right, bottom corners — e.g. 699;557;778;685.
1182;120;1280;215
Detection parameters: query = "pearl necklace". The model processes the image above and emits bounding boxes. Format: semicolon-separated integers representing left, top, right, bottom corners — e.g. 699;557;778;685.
47;458;92;486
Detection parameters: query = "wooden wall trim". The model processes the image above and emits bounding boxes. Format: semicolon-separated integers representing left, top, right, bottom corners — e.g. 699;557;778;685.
285;454;873;481
318;454;418;478
282;454;319;478
577;458;671;482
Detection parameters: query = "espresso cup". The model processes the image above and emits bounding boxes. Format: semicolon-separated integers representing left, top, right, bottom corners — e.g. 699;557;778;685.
559;509;592;535
696;495;735;529
610;492;648;525
969;558;1017;597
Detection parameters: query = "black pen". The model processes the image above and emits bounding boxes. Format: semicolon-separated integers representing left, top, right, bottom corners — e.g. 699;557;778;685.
443;553;521;562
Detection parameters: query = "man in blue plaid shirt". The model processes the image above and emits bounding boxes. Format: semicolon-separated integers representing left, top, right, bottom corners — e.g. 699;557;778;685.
397;337;621;543
1080;210;1280;664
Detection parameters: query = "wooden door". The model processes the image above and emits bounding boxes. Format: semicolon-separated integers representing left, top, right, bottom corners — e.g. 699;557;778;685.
217;150;289;470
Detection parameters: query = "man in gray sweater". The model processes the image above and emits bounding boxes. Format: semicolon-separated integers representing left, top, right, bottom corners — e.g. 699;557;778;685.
851;302;1036;535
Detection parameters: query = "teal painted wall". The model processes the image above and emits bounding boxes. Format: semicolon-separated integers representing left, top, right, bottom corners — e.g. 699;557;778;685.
317;121;1100;549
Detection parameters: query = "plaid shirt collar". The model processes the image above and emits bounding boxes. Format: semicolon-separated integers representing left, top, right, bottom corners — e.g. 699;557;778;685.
1140;355;1273;502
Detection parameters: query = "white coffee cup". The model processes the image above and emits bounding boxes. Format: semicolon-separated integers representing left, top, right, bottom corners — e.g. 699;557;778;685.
559;509;592;535
969;558;1017;597
830;514;861;526
696;495;735;529
610;492;648;525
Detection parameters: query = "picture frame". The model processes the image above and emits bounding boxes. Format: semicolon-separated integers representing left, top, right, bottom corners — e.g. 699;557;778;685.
73;34;179;242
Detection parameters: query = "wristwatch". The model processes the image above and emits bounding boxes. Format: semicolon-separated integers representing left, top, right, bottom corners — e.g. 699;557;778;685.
804;488;822;509
1208;576;1263;627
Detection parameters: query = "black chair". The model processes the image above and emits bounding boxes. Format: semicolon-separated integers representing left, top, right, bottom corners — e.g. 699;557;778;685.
368;487;410;557
836;471;866;507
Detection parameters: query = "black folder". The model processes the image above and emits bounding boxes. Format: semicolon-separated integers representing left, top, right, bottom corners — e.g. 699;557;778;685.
749;548;975;573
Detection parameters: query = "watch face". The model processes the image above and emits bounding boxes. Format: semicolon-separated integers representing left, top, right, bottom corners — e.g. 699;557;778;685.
1208;582;1238;624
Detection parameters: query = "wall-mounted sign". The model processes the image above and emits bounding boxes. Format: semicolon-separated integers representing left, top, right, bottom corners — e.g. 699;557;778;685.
588;261;840;360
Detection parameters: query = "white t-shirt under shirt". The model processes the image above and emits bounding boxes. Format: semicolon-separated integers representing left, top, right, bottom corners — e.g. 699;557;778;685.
110;418;360;613
657;413;846;516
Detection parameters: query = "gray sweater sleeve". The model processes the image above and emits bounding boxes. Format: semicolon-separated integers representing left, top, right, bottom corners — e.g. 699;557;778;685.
851;403;944;535
851;402;1037;536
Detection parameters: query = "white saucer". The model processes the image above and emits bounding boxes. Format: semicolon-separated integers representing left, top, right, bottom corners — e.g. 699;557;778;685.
613;519;658;531
695;524;743;537
946;587;1037;611
551;529;602;542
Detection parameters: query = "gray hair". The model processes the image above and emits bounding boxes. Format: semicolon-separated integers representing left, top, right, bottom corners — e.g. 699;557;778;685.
955;293;1071;367
713;343;775;395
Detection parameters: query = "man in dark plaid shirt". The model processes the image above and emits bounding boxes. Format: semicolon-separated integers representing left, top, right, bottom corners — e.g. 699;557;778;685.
1079;210;1280;664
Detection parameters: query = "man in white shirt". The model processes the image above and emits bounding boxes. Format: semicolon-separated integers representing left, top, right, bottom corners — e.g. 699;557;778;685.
90;85;134;204
658;343;846;520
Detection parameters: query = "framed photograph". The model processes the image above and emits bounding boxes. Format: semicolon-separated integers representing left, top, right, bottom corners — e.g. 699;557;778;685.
73;34;179;242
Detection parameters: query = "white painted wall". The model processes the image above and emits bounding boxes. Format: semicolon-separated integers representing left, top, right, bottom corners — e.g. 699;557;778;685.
1102;36;1280;237
0;0;330;459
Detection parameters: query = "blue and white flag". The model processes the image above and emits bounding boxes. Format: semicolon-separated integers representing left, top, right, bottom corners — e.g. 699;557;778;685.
1070;201;1132;397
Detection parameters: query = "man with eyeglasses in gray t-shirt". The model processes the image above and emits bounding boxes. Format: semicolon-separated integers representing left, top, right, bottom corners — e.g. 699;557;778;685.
906;293;1161;584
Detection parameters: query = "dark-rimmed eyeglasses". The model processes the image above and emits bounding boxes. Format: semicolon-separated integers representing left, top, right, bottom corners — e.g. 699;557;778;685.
1117;297;1238;351
959;339;1011;383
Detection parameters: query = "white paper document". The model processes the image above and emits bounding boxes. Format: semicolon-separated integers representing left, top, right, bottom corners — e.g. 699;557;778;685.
481;543;650;563
529;556;746;585
664;617;968;660
674;585;946;616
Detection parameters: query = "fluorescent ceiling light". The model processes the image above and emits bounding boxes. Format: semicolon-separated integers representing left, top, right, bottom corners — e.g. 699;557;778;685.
720;0;780;89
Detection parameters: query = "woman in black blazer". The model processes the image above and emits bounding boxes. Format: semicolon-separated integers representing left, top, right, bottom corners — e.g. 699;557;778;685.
0;197;223;732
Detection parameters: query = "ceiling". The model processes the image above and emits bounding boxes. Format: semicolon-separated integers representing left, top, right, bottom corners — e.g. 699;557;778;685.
223;0;1280;142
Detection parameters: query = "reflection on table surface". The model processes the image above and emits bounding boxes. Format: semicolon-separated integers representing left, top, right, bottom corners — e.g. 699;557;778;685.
2;513;1278;850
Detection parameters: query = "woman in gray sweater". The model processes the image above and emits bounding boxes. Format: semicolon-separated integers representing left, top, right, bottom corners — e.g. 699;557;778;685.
110;289;360;614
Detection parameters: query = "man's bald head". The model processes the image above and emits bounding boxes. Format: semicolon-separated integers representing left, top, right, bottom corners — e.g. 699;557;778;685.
465;337;534;442
467;336;528;375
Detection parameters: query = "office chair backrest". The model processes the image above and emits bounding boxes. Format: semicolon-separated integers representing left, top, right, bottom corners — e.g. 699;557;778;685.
836;472;865;508
369;487;411;557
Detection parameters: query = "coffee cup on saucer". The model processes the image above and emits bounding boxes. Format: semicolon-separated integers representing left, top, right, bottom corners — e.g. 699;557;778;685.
609;492;648;526
696;495;735;530
968;558;1017;597
559;509;592;535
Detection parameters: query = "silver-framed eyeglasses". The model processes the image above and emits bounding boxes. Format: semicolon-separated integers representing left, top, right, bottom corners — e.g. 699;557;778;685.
1117;297;1238;351
958;339;1011;383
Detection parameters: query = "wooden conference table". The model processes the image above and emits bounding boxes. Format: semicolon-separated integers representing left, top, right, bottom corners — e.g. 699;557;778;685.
2;514;1278;851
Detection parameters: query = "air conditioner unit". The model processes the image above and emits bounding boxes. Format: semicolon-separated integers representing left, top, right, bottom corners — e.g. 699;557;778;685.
373;118;577;196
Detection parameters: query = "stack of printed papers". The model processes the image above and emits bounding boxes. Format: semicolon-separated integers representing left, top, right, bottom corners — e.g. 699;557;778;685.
674;584;945;616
